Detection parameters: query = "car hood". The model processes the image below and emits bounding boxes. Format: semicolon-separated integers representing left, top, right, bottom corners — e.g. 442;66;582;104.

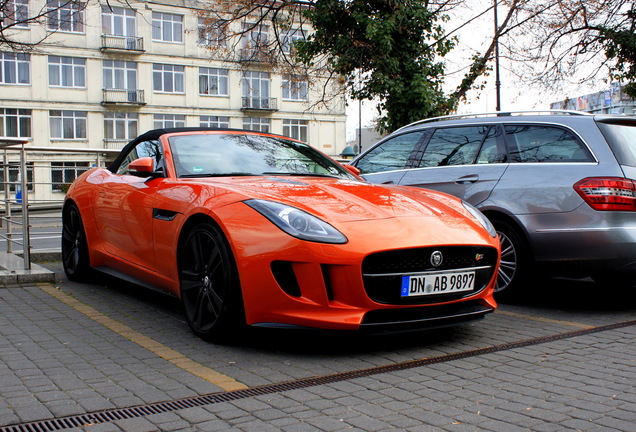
198;176;467;223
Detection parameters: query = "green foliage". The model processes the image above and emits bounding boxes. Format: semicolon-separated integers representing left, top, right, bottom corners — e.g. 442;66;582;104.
599;7;636;98
295;0;459;133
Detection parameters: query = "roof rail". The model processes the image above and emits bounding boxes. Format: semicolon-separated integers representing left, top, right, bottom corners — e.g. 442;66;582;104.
395;110;591;133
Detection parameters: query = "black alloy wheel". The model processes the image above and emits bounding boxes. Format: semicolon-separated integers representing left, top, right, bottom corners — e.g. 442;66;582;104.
179;222;243;341
61;203;91;281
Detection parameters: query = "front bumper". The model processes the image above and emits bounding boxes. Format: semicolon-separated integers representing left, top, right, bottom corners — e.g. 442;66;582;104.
215;204;499;331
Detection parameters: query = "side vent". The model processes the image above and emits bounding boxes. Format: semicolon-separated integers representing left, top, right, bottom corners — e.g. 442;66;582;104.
271;261;301;297
321;265;334;301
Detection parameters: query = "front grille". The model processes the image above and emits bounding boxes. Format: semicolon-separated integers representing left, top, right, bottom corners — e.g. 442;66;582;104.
362;246;498;305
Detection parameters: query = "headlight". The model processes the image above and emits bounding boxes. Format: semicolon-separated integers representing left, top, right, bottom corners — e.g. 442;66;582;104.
245;199;348;244
462;201;497;238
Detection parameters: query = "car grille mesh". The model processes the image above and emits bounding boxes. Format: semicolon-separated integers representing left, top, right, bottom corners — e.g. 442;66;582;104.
362;246;498;305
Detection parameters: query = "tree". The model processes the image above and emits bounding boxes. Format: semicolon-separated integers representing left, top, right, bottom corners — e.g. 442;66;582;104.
200;0;500;133
296;0;457;133
491;0;636;99
598;6;636;97
1;0;87;50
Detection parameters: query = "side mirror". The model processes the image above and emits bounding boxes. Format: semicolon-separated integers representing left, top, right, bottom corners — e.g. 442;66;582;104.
129;157;162;178
343;164;361;177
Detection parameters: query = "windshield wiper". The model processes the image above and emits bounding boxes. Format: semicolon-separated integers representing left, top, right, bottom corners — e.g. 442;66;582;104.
261;172;340;178
180;172;258;178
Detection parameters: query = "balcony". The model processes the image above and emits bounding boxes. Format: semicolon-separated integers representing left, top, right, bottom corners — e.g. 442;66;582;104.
241;97;278;112
101;35;144;53
102;89;145;105
238;48;275;65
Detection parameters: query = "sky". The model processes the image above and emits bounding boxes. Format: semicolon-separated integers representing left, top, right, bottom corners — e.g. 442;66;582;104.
345;1;609;140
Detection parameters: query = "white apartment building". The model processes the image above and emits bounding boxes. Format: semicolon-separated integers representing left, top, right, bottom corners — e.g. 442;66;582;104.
0;0;347;203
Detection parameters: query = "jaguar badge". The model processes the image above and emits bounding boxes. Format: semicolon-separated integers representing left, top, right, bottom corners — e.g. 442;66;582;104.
430;251;443;267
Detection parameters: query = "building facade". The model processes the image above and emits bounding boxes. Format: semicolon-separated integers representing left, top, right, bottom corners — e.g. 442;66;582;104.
550;83;635;114
0;0;347;203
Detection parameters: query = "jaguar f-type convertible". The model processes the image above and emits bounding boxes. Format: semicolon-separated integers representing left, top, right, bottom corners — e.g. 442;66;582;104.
62;128;500;341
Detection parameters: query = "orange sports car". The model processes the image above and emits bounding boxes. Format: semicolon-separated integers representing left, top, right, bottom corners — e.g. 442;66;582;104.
62;128;500;341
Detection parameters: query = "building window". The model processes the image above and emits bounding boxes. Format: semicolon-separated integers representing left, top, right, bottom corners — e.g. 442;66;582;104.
153;114;185;129
242;23;268;49
283;119;308;142
152;12;183;43
48;56;85;88
104;112;138;141
242;117;269;133
103;60;137;90
282;76;308;101
0;162;34;192
199;68;228;96
101;6;135;36
281;28;305;54
198;18;226;47
0;109;31;137
242;71;270;108
200;116;229;128
47;0;84;33
2;0;29;28
153;64;184;93
51;162;89;191
50;110;87;139
0;52;29;84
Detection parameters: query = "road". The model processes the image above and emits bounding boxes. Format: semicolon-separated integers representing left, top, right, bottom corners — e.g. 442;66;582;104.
0;212;62;252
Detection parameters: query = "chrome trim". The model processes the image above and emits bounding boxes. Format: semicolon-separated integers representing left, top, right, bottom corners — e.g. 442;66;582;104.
363;265;491;277
535;226;636;233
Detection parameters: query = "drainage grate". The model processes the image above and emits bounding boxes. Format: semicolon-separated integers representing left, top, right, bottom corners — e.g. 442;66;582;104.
3;319;635;432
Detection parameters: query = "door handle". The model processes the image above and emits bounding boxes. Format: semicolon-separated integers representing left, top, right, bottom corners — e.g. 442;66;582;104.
455;174;479;184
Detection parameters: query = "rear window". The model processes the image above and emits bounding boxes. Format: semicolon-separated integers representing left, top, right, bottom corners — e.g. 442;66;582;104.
597;121;636;167
504;125;593;163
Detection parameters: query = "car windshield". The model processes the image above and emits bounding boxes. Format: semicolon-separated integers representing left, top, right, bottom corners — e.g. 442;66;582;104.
168;133;356;179
597;121;636;167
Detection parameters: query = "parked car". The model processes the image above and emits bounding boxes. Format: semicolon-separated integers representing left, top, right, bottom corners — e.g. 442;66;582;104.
62;128;500;341
350;111;636;294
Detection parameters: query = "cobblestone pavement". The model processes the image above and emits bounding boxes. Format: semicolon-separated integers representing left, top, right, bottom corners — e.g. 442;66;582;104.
1;264;635;431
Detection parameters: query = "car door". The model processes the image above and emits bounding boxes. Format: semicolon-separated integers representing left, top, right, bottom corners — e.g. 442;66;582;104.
354;130;430;185
397;125;510;206
490;123;598;215
93;139;165;271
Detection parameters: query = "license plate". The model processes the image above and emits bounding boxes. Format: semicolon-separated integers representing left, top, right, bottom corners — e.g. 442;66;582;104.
401;270;475;297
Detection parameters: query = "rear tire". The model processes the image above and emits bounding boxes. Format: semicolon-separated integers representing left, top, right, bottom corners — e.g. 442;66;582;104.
61;203;92;281
179;222;244;342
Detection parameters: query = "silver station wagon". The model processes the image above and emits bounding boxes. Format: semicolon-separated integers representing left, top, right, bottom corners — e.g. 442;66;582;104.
350;111;636;295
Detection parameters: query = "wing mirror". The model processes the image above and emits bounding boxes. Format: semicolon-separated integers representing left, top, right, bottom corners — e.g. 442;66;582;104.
129;157;163;178
343;164;361;177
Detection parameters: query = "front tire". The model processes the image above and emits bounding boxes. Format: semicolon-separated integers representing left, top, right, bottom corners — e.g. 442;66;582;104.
61;203;91;281
179;222;244;342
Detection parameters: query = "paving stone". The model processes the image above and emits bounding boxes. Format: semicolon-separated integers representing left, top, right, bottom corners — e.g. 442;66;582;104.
2;272;636;431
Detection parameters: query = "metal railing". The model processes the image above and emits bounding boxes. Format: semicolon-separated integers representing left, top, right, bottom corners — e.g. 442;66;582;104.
102;89;145;105
241;96;278;111
101;34;145;52
0;139;119;270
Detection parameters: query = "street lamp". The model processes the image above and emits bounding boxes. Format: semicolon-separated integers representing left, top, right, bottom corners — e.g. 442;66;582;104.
494;0;502;112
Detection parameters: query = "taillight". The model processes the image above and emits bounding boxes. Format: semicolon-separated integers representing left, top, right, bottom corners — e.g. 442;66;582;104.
574;177;636;211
